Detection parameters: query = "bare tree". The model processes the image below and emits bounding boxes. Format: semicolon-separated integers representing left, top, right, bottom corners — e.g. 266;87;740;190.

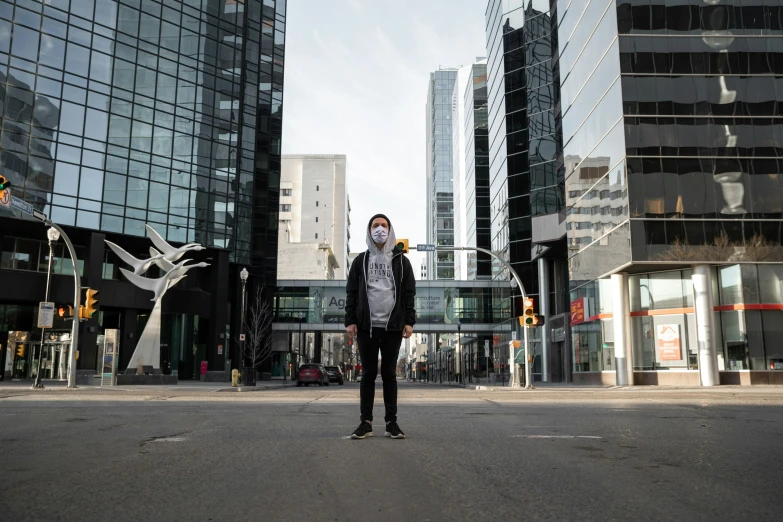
243;282;274;374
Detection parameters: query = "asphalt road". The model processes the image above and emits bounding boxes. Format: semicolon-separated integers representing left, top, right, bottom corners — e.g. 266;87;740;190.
1;382;782;521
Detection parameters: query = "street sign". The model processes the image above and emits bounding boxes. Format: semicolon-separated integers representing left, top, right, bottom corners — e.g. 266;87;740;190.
484;339;489;357
416;244;436;252
512;331;517;341
32;209;47;222
38;302;55;328
239;333;245;341
0;188;10;207
10;195;33;215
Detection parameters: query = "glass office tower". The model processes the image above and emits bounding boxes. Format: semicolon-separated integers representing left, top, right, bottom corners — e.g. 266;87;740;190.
561;0;783;385
426;68;458;280
0;0;286;380
464;61;492;281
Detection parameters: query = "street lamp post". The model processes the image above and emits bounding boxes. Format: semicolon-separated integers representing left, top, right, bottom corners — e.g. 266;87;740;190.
32;227;60;389
239;267;248;383
457;323;461;384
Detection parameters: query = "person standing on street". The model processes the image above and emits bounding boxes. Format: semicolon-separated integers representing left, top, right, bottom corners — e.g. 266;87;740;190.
345;214;416;439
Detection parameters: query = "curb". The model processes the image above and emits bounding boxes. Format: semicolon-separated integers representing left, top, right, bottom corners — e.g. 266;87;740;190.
216;383;298;393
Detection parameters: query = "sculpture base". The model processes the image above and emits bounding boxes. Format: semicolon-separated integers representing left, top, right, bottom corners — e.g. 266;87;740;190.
116;374;178;385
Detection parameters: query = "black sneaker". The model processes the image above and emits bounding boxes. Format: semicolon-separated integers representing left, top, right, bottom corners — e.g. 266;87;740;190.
385;421;405;439
350;421;373;439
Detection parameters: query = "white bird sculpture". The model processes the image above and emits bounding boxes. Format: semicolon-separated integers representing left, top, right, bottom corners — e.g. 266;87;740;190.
146;225;204;263
105;240;164;275
120;259;209;301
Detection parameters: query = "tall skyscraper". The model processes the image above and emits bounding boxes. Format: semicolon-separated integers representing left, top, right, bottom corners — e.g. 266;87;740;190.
0;0;286;379
484;0;783;387
485;0;566;382
278;154;349;279
462;59;491;280
426;68;458;280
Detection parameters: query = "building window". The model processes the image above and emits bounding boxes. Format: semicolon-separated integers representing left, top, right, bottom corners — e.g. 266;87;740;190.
280;204;291;212
0;237;84;275
316;201;319;207
316;185;319;191
281;189;292;196
316;217;319;223
315;233;318;239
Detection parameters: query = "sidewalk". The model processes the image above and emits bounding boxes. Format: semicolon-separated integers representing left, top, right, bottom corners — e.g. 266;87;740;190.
0;378;297;393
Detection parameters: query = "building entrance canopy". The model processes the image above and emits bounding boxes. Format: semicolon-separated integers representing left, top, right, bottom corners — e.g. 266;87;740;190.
273;280;514;333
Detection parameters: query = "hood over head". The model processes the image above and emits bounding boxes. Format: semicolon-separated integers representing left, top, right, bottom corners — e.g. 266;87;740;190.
366;213;397;254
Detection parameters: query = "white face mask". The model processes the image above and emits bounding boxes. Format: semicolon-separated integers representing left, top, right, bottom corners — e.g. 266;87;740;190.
371;227;388;244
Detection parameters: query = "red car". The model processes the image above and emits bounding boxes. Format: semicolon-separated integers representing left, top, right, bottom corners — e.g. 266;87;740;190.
297;364;329;386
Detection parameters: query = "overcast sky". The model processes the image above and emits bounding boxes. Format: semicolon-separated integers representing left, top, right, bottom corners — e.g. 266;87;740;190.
281;0;487;275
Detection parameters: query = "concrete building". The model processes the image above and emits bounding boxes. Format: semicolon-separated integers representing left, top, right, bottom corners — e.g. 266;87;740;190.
276;241;339;280
279;155;349;279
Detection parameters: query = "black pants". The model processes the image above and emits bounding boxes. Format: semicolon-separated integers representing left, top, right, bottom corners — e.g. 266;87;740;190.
357;328;402;423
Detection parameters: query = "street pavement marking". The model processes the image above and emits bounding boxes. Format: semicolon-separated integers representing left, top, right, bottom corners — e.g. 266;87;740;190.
513;435;602;439
148;436;186;442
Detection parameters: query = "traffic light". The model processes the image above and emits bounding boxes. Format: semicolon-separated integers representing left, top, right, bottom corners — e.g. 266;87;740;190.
0;174;9;191
395;238;409;254
521;297;540;326
56;304;73;318
16;345;25;358
81;288;99;319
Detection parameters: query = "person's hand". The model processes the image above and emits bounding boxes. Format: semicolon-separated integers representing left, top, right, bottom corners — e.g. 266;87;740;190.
403;325;413;339
346;324;357;339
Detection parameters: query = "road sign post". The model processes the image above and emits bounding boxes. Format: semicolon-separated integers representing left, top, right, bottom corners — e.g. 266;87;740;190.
38;302;55;329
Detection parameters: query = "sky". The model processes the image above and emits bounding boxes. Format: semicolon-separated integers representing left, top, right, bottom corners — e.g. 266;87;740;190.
281;0;488;276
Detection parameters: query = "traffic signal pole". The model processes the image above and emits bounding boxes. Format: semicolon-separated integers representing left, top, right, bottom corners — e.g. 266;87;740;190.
44;221;81;389
414;245;530;389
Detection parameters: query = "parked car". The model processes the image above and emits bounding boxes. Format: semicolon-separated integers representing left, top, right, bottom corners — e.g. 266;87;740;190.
325;366;345;385
297;364;329;387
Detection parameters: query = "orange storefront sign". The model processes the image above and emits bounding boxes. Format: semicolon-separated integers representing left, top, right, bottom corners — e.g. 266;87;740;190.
657;324;682;361
570;298;586;326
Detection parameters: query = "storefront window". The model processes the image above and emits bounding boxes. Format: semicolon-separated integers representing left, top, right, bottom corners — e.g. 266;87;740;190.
718;265;743;305
720;311;748;370
761;311;783;370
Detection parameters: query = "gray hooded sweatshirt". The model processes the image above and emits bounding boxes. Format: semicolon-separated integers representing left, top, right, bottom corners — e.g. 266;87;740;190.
366;220;397;328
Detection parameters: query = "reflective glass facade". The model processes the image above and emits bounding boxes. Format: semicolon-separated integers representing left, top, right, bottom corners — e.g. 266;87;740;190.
563;0;783;288
426;69;457;280
464;61;492;280
485;0;563;297
0;0;286;283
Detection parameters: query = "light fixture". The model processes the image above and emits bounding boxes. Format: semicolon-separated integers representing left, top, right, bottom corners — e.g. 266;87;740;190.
240;267;249;281
47;227;60;242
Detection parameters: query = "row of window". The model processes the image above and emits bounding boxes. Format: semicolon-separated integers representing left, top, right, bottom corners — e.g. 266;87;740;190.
617;2;783;35
620;50;783;76
630;219;783;263
0;236;84;275
624;118;783;157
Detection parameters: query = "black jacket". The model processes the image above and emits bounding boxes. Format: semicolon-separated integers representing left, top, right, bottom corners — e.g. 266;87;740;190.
344;248;416;331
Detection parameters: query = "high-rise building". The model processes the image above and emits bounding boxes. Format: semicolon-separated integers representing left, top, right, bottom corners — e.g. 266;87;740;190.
562;0;783;386
278;155;349;279
452;65;472;281
0;0;286;380
485;0;567;382
426;68;458;280
462;59;492;280
484;0;783;386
